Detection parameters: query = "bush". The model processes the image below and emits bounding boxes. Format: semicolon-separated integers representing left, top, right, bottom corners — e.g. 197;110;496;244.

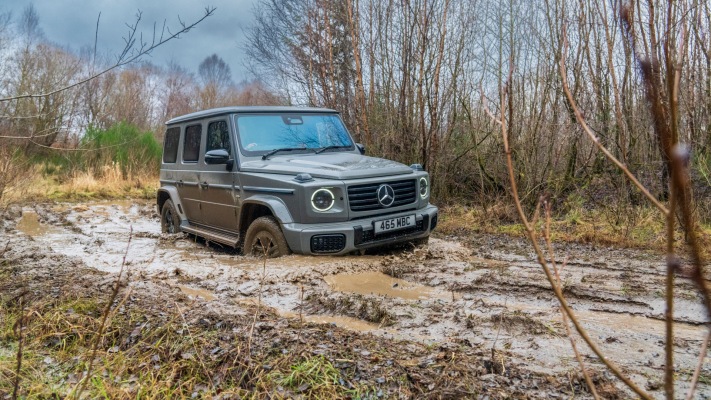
80;122;161;179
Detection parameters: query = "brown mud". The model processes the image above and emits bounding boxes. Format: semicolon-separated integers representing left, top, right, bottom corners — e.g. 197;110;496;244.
2;199;711;398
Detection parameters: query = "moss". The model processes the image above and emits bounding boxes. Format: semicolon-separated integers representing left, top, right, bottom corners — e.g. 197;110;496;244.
496;223;526;236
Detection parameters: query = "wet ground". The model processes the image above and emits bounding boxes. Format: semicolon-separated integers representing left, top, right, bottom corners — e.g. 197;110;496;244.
4;199;711;398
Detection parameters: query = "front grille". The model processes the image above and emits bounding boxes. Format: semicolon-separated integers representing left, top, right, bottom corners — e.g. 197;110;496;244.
354;214;428;246
347;179;417;212
311;234;346;253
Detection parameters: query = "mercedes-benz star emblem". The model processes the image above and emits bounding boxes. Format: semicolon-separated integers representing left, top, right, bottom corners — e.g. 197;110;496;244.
376;184;395;207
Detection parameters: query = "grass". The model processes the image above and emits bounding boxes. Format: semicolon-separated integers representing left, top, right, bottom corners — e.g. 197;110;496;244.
268;355;349;397
1;291;308;398
1;164;158;205
0;274;479;399
0;122;161;206
437;203;711;257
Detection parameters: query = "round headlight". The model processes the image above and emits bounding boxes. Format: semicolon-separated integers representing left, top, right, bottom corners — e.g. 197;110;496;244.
311;188;335;211
419;177;429;198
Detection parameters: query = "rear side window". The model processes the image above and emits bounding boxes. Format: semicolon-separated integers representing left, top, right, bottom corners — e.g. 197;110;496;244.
163;127;180;163
207;121;230;155
183;124;202;162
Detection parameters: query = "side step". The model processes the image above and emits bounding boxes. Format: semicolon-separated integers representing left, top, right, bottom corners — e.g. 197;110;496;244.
180;223;240;247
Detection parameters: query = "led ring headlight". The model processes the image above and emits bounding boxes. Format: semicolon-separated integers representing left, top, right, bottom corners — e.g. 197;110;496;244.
311;188;335;212
419;177;429;198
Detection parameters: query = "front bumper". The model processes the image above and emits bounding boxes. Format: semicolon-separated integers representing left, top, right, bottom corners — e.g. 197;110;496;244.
281;204;438;255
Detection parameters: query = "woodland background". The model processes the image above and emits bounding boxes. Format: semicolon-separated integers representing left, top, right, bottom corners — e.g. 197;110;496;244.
1;0;710;224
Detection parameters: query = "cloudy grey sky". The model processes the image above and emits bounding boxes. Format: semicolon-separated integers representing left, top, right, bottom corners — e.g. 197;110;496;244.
3;0;256;81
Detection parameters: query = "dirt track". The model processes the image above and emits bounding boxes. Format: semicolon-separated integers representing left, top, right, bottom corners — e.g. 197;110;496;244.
4;199;711;398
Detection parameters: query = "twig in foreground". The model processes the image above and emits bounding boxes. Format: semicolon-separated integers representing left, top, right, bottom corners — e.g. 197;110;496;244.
544;201;599;400
481;62;652;399
11;292;27;400
72;226;133;399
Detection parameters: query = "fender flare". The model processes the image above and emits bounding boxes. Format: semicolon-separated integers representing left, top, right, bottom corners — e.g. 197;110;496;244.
240;195;294;225
156;187;187;221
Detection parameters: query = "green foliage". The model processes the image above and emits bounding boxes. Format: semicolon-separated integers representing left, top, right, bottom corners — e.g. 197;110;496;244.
80;122;161;179
271;355;343;396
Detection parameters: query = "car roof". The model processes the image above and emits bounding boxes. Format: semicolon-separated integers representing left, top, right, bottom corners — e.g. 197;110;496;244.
165;106;339;125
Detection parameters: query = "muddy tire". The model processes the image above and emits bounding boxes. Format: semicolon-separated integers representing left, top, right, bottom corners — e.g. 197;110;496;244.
243;216;291;258
161;200;181;234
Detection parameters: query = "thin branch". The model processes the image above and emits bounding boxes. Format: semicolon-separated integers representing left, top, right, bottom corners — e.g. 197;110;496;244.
73;226;133;399
0;127;60;140
24;135;142;152
93;12;101;67
481;61;653;399
246;239;270;363
559;26;669;216
11;292;27;400
173;301;213;391
0;7;215;103
545;202;599;400
685;328;711;400
0;113;53;120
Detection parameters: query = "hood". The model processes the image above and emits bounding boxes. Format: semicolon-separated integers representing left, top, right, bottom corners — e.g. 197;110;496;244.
240;153;414;180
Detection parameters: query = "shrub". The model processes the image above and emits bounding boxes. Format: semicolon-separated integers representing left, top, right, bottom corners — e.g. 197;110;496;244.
80;122;161;179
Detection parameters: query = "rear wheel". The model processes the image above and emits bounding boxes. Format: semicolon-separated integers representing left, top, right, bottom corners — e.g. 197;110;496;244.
243;216;291;258
161;200;181;234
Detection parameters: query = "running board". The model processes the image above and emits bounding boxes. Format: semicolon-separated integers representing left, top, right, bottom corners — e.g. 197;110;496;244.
180;223;240;247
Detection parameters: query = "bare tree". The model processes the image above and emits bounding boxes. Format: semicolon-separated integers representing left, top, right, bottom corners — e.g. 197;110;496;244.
197;54;233;108
198;53;232;87
18;4;43;44
161;60;197;122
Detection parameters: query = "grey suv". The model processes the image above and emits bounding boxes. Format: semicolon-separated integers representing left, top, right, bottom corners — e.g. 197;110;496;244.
157;106;438;257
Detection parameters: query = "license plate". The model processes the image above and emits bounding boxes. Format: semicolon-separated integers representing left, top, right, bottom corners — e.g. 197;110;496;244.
374;214;415;235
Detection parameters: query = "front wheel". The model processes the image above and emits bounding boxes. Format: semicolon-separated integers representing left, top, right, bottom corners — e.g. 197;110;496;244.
243;216;291;258
161;199;181;234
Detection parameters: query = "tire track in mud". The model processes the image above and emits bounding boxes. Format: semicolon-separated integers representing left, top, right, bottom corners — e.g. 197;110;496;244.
7;202;711;397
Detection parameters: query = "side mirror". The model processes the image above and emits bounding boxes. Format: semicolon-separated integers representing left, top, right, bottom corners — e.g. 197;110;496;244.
355;143;365;155
205;149;230;164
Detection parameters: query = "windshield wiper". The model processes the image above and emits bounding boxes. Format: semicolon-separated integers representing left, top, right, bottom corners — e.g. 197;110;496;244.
315;145;351;154
262;147;315;160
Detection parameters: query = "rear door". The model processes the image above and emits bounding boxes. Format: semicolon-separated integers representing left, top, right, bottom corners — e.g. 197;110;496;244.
200;119;239;232
177;123;204;224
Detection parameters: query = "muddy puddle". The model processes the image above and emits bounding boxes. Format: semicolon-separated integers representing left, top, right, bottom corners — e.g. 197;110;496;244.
7;200;711;396
16;209;62;237
178;285;217;301
324;271;451;301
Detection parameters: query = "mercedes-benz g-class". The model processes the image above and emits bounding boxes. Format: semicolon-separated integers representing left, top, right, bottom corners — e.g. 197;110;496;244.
157;106;438;257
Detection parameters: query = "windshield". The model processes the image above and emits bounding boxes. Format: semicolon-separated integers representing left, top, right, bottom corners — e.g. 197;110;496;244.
235;113;354;156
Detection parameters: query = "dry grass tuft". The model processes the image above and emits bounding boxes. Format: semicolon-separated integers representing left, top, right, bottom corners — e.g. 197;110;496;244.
3;165;158;204
439;203;711;256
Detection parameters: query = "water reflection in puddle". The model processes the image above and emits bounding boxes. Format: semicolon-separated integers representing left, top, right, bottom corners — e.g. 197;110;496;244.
324;271;449;301
16;210;61;237
178;285;217;301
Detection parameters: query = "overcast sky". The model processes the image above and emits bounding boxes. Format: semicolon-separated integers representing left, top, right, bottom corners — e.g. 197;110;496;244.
3;0;256;82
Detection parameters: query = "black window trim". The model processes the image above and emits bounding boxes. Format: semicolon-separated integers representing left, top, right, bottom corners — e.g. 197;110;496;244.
162;126;181;164
182;123;203;164
204;119;232;164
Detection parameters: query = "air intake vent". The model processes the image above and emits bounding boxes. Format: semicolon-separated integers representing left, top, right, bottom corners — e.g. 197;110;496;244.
310;234;346;253
347;179;417;212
